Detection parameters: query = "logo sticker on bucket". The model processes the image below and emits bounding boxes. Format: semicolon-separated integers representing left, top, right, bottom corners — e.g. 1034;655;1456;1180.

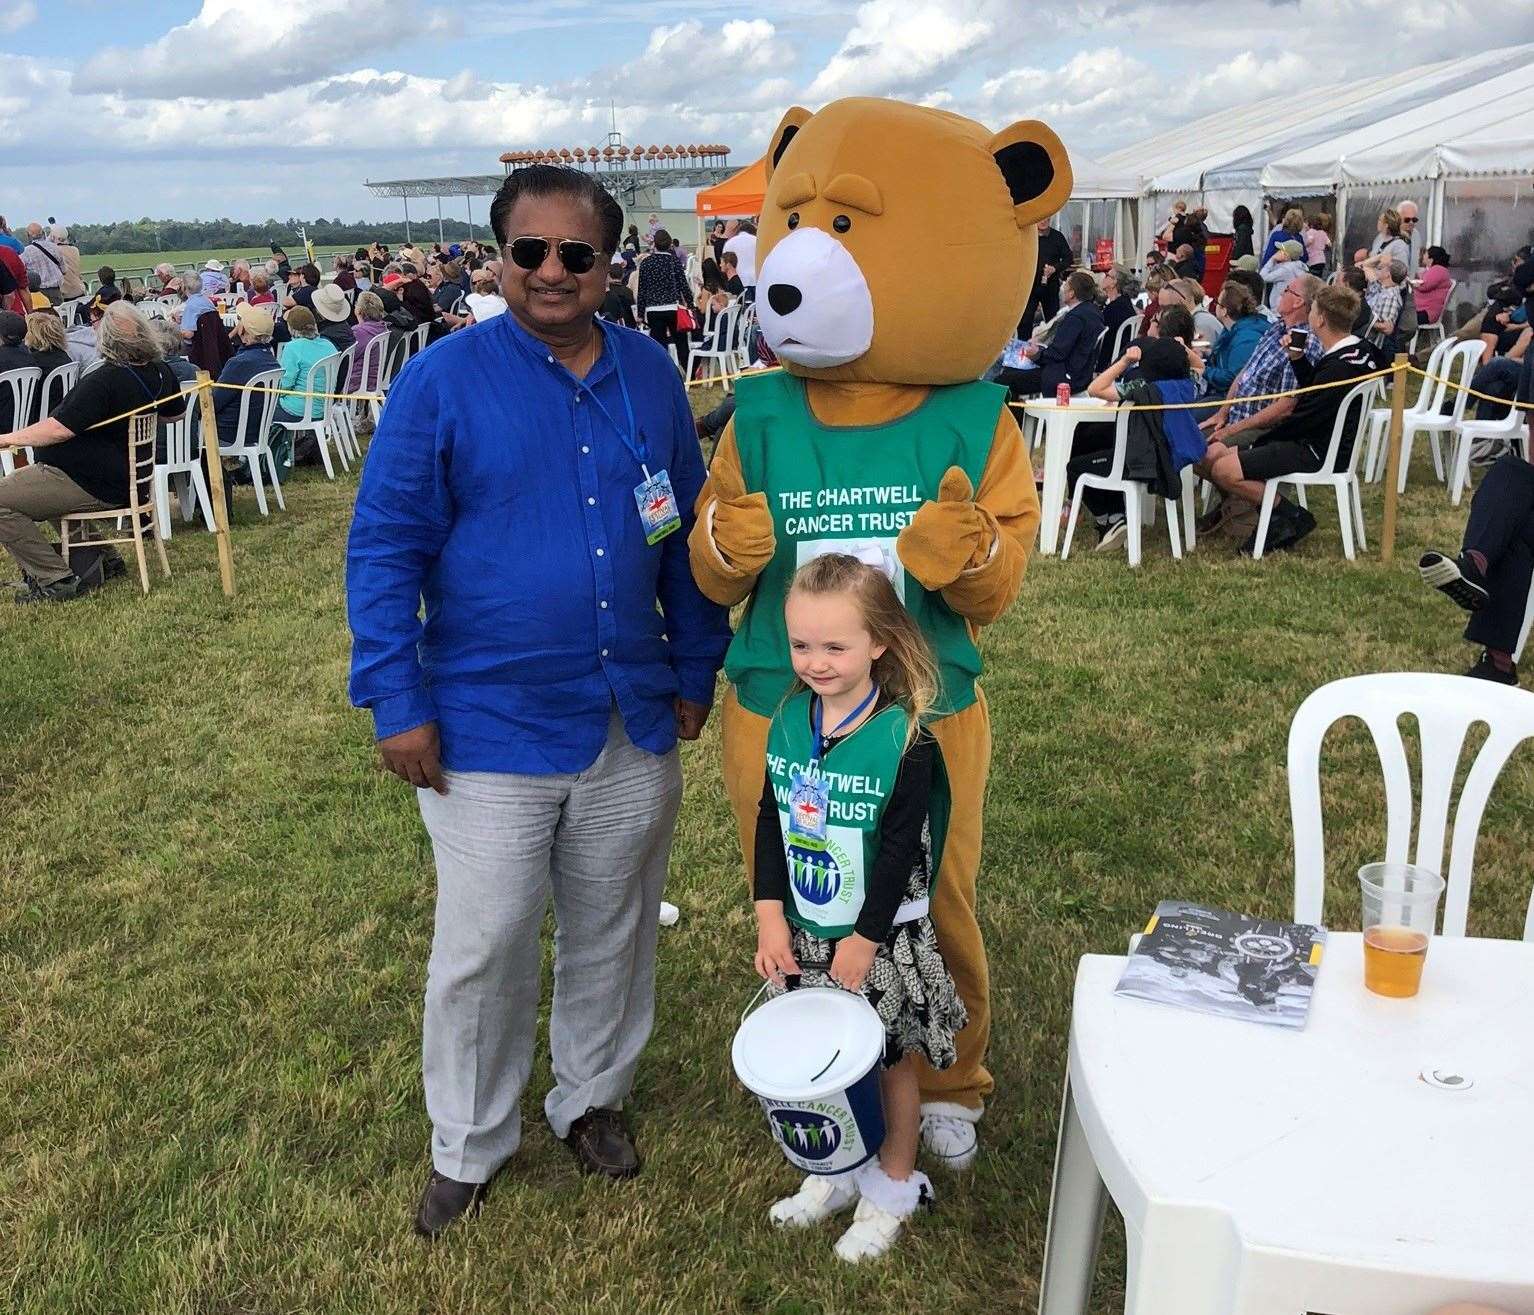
768;1107;843;1160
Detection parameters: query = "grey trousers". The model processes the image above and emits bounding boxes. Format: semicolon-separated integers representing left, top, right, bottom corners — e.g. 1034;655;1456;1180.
416;712;682;1182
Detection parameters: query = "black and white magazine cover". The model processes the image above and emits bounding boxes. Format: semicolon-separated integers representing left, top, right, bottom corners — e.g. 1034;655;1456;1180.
1115;900;1327;1028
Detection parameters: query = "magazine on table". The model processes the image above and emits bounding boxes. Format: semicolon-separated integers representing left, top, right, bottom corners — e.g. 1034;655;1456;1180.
1115;900;1327;1028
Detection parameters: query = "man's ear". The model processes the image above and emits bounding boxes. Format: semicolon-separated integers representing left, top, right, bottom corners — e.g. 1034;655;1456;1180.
988;121;1073;229
765;107;814;182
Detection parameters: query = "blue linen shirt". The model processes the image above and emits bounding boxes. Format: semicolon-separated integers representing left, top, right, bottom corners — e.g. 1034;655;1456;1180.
346;311;731;774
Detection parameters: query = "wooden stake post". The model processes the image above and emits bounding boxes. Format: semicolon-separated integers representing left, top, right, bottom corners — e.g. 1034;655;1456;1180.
195;371;236;597
1380;352;1408;563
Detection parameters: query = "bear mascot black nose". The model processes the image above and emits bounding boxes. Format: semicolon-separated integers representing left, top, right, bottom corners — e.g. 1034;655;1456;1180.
767;283;802;316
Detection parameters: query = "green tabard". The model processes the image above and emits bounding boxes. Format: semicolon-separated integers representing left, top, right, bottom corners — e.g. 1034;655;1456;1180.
725;371;1005;719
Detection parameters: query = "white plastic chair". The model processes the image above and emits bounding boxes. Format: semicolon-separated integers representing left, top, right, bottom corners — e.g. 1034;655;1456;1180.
1362;332;1454;481
328;344;359;466
1448;398;1530;507
690;301;740;389
1409;277;1456;356
37;360;77;420
1288;672;1534;940
218;366;285;515
274;352;345;479
1251;377;1375;561
368;332;408;427
1060;407;1183;568
1361;335;1468;486
1107;315;1134;366
153;381;214;538
0;366;41;476
734;300;758;372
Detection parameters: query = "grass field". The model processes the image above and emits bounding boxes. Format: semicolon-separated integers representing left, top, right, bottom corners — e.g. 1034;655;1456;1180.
2;393;1530;1314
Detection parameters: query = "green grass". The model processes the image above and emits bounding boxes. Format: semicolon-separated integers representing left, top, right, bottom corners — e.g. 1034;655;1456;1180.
2;402;1530;1314
87;246;362;276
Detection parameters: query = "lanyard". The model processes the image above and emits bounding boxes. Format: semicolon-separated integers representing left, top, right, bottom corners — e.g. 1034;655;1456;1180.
810;685;880;770
512;317;651;476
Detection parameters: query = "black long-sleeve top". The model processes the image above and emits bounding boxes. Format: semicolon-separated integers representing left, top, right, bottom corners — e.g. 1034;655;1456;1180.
754;697;935;944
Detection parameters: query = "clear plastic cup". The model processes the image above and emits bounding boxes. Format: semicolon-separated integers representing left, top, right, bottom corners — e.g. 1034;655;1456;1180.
1358;863;1445;998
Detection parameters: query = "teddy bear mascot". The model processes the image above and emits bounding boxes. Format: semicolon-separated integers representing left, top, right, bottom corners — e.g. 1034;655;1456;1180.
689;98;1070;1170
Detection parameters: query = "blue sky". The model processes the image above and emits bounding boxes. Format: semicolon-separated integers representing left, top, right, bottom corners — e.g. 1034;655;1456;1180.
3;0;1529;225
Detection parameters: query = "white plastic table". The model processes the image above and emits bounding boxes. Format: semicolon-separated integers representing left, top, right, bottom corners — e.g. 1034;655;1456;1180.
1040;935;1534;1315
1020;395;1109;555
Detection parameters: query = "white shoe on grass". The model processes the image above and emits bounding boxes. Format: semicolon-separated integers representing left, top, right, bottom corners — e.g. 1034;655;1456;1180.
920;1107;979;1170
831;1163;933;1263
768;1173;858;1228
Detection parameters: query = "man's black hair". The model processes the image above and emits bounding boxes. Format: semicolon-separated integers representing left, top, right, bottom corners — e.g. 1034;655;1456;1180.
1155;304;1195;345
489;165;623;255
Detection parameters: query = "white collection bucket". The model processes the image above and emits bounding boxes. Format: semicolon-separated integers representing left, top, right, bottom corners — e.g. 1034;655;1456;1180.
731;986;886;1176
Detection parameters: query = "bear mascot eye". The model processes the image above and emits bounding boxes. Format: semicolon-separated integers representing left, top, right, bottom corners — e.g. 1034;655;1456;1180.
832;215;851;234
787;213;800;230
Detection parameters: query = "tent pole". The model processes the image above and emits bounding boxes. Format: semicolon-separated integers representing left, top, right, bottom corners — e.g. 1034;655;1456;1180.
437;195;444;246
1429;175;1446;249
403;196;411;243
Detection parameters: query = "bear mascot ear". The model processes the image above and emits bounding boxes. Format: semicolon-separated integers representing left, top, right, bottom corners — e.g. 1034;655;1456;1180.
987;120;1073;229
764;106;814;181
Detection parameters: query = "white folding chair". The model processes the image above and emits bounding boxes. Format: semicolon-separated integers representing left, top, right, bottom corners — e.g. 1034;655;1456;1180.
1288;673;1534;940
0;366;41;476
1448;396;1530;507
1107;315;1134;365
734;300;758;372
1362;335;1457;484
1060;407;1183;568
1409;278;1456;356
327;344;358;466
368;332;408;427
1251;377;1375;561
690;301;740;389
217;366;285;515
153;381;214;538
273;352;345;479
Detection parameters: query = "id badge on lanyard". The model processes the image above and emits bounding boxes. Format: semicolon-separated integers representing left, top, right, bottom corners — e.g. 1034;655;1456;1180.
787;768;830;845
633;466;681;544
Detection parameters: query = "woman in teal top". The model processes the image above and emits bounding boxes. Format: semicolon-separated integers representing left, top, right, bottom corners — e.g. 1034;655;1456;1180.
276;305;336;422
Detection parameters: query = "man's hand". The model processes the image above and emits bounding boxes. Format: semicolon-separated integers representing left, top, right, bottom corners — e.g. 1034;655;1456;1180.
378;722;446;794
675;698;710;741
754;902;800;984
896;466;988;591
1043;263;1057;279
830;934;878;992
706;459;775;576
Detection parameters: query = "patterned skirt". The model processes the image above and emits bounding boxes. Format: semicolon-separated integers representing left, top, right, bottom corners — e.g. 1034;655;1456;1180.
768;907;968;1072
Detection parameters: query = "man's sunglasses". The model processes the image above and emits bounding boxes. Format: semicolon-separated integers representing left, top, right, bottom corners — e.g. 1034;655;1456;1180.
504;236;600;274
1402;217;1419;223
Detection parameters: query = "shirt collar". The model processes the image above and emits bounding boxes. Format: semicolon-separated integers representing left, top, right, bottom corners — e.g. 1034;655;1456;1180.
1324;334;1360;355
498;308;616;387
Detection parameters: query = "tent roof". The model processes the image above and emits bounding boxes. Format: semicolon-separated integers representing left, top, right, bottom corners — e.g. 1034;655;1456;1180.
1101;44;1534;195
1067;151;1144;199
696;156;766;216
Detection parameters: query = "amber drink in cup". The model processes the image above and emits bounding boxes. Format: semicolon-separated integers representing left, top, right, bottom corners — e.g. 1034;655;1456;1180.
1358;863;1445;998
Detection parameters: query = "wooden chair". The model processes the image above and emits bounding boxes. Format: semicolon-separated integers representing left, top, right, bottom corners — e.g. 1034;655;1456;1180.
60;413;168;594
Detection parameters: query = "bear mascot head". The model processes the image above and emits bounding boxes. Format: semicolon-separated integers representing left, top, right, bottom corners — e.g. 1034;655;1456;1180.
754;97;1073;387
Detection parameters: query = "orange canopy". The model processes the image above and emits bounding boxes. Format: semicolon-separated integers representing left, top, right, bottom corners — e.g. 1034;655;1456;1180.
696;156;766;216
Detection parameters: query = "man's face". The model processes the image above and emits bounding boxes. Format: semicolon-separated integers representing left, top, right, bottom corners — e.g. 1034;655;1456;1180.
1036;219;1051;235
497;193;609;338
1278;283;1306;325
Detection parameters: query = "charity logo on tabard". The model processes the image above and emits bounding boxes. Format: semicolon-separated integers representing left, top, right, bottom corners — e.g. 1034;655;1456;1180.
787;839;849;906
768;1106;847;1161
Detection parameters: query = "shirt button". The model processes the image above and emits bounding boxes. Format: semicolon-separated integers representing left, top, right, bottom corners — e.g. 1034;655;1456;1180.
601;648;609;657
581;445;590;453
587;497;596;506
600;601;608;609
595;548;604;557
546;355;554;363
575;394;583;403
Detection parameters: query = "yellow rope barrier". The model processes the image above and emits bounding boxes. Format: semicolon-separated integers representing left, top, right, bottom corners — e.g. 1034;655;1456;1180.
1005;365;1397;415
1407;364;1534;413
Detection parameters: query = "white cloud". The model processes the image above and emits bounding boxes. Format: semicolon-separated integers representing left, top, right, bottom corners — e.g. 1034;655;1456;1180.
0;0;35;33
574;18;795;105
71;0;444;101
804;0;994;99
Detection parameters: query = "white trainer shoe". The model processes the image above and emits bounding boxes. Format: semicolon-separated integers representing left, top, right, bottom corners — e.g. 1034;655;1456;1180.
833;1198;906;1263
768;1173;859;1228
920;1111;978;1170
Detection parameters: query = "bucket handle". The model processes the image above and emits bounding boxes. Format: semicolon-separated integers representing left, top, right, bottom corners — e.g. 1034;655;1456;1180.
741;978;773;1026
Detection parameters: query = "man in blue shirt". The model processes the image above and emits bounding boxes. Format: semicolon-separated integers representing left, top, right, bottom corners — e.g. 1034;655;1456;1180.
347;165;729;1238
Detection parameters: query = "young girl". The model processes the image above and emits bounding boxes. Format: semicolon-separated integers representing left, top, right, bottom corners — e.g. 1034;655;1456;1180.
752;553;967;1263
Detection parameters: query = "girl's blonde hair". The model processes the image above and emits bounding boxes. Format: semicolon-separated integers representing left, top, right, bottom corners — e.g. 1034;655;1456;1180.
25;310;66;354
786;553;939;747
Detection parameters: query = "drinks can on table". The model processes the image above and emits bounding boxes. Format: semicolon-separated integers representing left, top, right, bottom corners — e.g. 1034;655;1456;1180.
1056;382;1071;407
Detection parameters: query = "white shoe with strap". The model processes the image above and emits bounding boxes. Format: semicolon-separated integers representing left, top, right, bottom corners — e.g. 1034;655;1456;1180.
920;1104;980;1171
768;1172;859;1228
831;1163;933;1263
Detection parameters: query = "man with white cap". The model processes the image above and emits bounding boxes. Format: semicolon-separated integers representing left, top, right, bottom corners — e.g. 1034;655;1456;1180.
200;259;229;297
311;282;357;353
210;302;280;451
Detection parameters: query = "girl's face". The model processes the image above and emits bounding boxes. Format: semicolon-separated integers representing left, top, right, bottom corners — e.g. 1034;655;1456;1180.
786;589;886;700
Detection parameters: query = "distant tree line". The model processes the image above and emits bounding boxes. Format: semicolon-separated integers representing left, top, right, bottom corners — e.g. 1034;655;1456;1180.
69;216;484;255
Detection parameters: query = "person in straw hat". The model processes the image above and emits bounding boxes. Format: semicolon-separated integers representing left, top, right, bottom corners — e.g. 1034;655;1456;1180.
310;281;356;353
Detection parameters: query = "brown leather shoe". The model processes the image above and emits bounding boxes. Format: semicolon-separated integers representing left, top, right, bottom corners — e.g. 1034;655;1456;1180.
563;1107;640;1179
413;1168;492;1239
